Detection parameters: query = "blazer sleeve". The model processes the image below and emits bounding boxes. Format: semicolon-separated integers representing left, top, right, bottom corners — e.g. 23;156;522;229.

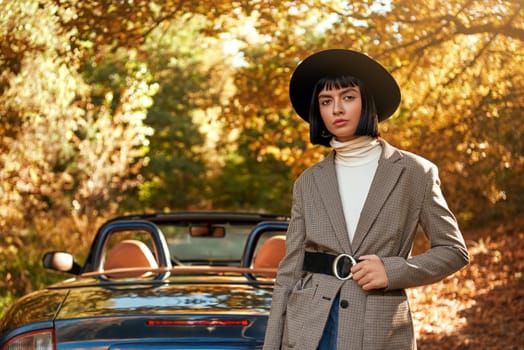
383;164;470;290
263;178;307;350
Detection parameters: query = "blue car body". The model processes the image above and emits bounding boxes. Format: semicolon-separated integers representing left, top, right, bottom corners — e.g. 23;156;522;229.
0;212;289;350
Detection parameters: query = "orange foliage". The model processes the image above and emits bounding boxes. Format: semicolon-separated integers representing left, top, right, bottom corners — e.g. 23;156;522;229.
410;217;524;349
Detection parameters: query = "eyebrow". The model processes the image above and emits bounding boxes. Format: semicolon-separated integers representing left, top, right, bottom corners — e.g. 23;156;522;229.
318;87;359;99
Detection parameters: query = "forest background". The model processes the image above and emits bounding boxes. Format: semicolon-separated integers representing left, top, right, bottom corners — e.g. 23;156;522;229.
0;0;522;347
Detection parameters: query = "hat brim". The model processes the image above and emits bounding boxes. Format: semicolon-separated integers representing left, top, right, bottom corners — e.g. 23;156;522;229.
289;49;401;122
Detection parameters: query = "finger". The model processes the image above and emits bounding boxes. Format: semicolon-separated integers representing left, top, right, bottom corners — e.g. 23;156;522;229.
362;281;377;291
351;269;364;281
357;255;374;261
352;265;373;283
360;270;388;290
352;256;373;274
357;274;374;288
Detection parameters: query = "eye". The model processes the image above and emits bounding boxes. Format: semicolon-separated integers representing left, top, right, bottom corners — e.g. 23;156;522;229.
319;99;331;106
343;94;356;101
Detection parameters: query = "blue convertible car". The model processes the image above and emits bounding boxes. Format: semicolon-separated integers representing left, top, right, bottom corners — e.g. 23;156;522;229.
0;212;289;350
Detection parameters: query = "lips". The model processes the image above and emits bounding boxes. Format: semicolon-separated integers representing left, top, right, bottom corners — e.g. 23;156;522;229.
333;119;347;127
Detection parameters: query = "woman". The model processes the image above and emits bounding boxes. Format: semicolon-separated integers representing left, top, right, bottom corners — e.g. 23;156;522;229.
263;49;469;350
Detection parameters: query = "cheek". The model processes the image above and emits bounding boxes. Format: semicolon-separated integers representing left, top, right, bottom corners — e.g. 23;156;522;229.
320;112;336;133
346;100;362;115
354;104;363;116
319;107;331;122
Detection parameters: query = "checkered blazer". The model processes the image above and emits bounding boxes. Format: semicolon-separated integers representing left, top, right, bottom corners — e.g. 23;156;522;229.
263;138;469;350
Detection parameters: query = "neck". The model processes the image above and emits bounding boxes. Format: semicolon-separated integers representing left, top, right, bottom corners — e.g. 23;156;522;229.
330;136;381;166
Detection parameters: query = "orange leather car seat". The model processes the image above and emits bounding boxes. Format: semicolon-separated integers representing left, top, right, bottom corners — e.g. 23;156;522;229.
104;239;159;278
253;235;286;278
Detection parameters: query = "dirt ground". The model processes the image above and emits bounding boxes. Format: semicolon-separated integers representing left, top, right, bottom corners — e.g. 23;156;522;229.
410;218;523;349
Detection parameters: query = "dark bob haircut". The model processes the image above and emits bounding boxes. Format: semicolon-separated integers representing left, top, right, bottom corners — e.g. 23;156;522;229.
309;76;379;147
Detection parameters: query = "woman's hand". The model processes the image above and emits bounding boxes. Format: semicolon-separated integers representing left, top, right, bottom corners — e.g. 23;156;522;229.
351;255;388;290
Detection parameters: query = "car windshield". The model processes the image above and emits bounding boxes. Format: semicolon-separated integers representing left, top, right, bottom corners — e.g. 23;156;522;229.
157;222;258;265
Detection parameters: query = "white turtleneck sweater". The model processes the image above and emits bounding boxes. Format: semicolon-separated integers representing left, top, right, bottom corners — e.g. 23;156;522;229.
330;136;382;243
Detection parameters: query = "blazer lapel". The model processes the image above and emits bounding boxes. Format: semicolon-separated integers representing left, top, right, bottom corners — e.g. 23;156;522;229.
313;152;353;253
351;139;405;253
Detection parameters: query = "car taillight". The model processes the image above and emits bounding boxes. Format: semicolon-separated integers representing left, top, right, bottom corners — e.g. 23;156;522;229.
1;329;55;350
147;319;250;326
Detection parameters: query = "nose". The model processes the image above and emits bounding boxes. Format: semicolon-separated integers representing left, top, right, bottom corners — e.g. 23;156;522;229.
332;97;344;115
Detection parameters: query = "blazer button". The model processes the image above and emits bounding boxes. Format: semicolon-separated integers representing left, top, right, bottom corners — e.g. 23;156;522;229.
340;299;349;309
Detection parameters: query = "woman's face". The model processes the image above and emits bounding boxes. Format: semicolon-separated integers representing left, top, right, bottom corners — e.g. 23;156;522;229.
318;85;362;142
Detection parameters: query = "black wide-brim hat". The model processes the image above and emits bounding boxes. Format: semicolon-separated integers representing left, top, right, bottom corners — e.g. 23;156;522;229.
289;49;401;122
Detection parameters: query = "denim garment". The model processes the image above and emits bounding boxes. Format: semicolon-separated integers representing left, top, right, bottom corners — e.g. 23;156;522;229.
317;293;340;350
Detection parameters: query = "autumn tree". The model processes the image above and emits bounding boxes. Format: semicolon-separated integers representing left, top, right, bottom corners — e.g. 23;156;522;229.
0;0;156;300
374;0;523;224
221;0;523;225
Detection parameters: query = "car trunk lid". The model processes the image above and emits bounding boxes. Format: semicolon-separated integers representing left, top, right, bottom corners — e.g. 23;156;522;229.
53;276;273;347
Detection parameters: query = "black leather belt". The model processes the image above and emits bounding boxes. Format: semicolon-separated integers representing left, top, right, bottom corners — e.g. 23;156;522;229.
303;251;360;280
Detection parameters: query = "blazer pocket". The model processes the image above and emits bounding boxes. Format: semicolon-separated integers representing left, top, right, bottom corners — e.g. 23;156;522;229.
362;295;414;350
282;284;318;348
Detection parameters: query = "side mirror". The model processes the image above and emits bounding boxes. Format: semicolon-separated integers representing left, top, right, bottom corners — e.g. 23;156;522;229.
43;252;81;275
